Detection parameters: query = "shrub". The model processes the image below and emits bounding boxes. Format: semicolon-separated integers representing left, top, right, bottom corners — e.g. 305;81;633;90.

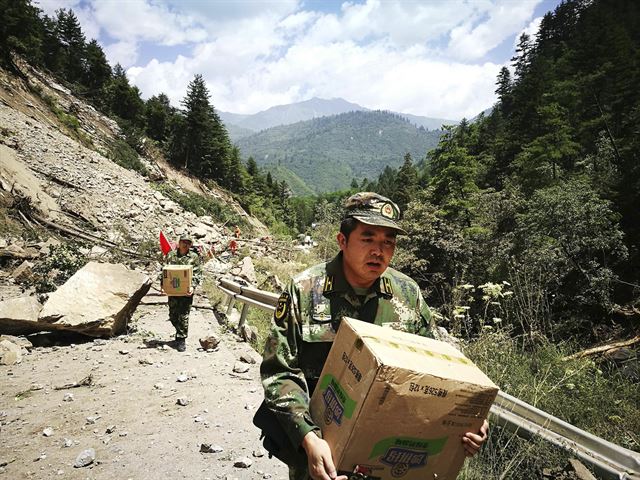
33;243;88;293
106;138;148;176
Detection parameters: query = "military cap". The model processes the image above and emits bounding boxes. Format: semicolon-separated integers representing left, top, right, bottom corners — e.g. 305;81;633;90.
343;192;406;234
179;234;193;243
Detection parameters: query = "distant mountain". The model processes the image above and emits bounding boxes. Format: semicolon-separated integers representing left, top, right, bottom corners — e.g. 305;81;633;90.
220;97;366;133
237;110;441;194
220;97;458;141
399;112;457;130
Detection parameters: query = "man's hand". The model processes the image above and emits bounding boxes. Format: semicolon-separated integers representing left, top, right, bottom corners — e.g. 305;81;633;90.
301;431;348;480
187;287;194;297
462;419;489;457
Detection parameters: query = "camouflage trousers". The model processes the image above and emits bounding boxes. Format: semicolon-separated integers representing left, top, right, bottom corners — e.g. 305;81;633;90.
168;296;193;339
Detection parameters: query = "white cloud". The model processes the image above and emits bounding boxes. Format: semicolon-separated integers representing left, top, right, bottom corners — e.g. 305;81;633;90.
90;0;208;45
104;41;139;69
448;0;542;61
44;0;549;119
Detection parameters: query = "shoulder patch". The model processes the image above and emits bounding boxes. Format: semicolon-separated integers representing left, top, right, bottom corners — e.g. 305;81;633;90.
274;292;290;320
323;275;334;293
381;277;394;296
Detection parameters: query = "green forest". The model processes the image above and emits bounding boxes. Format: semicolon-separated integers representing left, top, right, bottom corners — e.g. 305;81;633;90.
237;110;441;193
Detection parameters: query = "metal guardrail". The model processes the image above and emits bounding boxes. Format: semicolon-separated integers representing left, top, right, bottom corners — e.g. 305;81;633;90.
217;278;640;480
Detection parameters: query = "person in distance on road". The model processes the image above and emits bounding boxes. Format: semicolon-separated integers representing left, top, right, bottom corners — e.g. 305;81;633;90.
161;234;202;352
257;192;489;480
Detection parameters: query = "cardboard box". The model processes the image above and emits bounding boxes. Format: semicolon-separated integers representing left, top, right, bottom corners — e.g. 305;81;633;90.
162;265;192;296
310;318;498;480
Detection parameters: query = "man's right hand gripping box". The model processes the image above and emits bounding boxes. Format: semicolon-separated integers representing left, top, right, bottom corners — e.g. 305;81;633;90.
310;318;498;480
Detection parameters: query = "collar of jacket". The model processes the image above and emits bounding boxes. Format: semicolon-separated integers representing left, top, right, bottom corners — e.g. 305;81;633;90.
322;252;394;299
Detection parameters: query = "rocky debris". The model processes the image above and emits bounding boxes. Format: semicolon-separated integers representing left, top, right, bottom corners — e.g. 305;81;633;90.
38;262;151;337
11;260;34;283
199;335;221;350
259;273;284;293
63;393;74;402
42;427;54;437
252;448;265;458
234;457;253;468
232;256;257;285
200;443;224;453
233;362;250;374
0;334;33;351
240;324;258;344
0;339;22;365
176;374;189;383
568;459;597;480
73;448;96;468
176;397;189;406
138;356;154;365
0;144;60;220
0;296;43;335
239;353;257;364
105;425;116;434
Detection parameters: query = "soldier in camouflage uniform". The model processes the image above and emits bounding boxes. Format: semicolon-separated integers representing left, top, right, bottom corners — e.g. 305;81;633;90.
162;235;203;352
258;193;488;480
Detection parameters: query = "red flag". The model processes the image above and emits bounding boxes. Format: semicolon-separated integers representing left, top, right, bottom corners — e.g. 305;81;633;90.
159;231;173;256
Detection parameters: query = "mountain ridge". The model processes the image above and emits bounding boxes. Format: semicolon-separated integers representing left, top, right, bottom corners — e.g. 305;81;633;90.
220;97;457;139
236;109;441;194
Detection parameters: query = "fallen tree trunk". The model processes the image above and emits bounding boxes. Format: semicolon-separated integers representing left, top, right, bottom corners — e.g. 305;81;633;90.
563;335;640;361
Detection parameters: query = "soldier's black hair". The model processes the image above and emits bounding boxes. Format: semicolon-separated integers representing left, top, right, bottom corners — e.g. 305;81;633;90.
339;217;359;240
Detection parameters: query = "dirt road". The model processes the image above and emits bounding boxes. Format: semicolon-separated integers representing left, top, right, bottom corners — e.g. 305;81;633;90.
0;296;288;479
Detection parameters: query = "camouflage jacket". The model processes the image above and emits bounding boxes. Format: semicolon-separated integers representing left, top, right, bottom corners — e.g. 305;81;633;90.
161;249;203;288
260;252;434;448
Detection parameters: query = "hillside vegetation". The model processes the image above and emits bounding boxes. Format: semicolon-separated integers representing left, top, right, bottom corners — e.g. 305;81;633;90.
237;110;441;193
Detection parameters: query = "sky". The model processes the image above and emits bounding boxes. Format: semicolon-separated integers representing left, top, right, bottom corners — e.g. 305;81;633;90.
36;0;563;120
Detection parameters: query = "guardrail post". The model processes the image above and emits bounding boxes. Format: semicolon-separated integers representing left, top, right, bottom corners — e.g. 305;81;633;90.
226;296;235;316
238;303;249;331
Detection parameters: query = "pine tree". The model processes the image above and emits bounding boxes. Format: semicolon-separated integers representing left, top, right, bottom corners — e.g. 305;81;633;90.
0;0;44;67
54;9;86;82
176;74;230;182
82;39;111;97
395;153;418;210
145;94;172;142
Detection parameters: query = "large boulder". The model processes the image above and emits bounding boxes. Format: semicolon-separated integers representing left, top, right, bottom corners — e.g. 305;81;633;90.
38;262;151;337
0;296;43;335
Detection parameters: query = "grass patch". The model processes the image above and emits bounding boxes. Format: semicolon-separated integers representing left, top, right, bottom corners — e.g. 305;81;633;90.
106;137;148;176
41;94;93;148
152;182;247;228
458;330;640;478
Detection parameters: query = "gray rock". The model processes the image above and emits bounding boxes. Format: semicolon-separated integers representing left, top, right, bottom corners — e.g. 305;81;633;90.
234;457;253;468
38;262;152;337
176;374;188;383
237;257;257;285
232;362;250;374
12;260;34;283
252;448;265;458
200;443;224;453
43;427;54;437
73;448;96;468
62;438;73;448
240;324;258;344
63;393;74;402
0;339;22;365
199;335;221;350
176;397;189;406
239;353;257;364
